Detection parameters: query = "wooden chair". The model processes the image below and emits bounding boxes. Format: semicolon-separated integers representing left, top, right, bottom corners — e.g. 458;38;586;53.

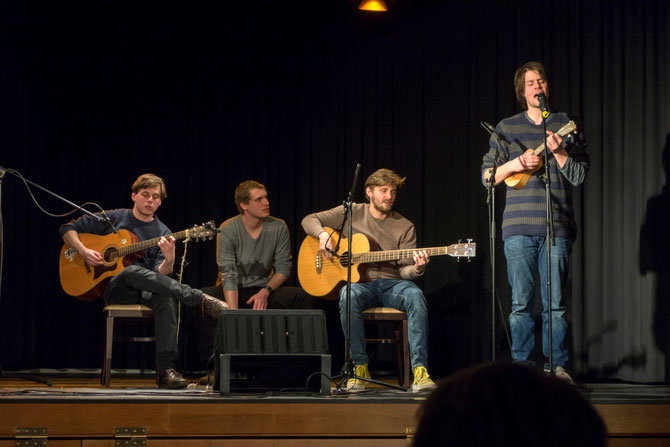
362;307;410;388
101;304;155;387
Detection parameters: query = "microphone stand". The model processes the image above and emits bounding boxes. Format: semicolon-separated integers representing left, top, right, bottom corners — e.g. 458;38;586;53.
0;166;53;385
333;163;403;392
0;165;113;386
539;114;556;374
481;123;504;362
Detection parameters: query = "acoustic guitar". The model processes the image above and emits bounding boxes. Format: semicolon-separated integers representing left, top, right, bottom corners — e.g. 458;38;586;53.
504;120;577;190
59;221;217;300
297;227;476;297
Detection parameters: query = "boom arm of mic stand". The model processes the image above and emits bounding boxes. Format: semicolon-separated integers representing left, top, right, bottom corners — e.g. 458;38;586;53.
0;165;116;231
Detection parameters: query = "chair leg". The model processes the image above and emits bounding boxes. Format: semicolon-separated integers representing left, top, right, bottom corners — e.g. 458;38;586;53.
101;313;114;387
402;319;410;388
394;324;404;387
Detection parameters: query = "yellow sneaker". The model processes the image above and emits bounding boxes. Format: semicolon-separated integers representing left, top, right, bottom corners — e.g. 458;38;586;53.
412;366;436;392
346;364;371;390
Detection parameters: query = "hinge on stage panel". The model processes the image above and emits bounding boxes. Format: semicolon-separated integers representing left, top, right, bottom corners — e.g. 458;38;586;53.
14;427;48;446
406;426;415;446
114;426;148;446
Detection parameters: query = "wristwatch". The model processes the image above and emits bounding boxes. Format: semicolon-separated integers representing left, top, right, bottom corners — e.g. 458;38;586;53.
264;285;274;294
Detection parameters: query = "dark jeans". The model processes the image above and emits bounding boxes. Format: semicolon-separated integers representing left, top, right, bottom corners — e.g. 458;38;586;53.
504;235;572;368
193;285;315;365
103;264;203;370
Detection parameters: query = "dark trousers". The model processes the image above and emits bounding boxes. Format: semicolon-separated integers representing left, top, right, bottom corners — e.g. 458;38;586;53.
193;285;314;366
103;264;203;371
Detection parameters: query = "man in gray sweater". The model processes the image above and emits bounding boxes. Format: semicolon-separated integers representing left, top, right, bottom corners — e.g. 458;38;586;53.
195;180;313;381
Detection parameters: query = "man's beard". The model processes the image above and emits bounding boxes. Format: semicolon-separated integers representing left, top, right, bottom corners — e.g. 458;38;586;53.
372;200;393;214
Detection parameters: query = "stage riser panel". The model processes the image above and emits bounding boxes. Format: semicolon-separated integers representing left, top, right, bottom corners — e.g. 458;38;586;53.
2;403;670;445
3;438;670;446
0;403;420;438
1;442;409;447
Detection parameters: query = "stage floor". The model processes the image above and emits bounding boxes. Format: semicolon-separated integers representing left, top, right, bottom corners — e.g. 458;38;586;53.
1;372;670;446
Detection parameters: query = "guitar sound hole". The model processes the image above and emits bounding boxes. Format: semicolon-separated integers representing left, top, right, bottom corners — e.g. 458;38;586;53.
338;253;351;267
103;248;119;263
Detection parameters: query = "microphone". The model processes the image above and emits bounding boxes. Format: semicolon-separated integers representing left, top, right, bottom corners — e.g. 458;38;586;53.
535;92;549;118
347;163;361;203
480;121;510;144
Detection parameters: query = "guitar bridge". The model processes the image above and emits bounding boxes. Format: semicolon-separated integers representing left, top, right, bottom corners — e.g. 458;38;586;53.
316;250;322;274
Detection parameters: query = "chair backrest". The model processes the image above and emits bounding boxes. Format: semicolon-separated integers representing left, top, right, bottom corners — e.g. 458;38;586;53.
215;221;224;286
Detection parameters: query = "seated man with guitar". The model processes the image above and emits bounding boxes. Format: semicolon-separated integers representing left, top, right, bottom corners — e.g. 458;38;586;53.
480;61;590;383
59;173;227;389
194;180;313;383
301;168;436;392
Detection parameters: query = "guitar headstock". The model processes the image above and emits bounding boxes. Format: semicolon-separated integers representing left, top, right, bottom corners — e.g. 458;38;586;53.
447;240;476;260
558;120;577;137
189;220;218;241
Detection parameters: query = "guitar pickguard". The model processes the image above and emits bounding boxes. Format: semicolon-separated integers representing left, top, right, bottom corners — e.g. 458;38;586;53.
63;247;78;262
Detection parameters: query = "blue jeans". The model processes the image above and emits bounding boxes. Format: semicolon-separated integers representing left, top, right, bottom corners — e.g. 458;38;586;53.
504;235;572;368
339;279;428;368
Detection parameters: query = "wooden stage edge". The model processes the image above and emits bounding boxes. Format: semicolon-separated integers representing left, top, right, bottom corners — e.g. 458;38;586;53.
1;376;670;446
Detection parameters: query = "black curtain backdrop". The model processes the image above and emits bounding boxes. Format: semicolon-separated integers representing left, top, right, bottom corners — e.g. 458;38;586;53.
1;0;668;382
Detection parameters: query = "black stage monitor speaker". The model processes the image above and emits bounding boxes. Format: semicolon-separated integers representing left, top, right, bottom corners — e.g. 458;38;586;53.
215;309;331;395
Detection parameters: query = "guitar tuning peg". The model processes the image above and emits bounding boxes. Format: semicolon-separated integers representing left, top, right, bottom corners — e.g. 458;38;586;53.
467;238;473;244
458;238;462;244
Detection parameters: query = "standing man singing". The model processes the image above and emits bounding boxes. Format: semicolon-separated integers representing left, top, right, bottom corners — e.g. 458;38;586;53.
302;168;435;392
60;173;227;389
480;61;590;382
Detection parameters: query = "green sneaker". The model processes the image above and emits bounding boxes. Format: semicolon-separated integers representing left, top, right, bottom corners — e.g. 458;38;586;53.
555;366;575;384
412;366;436;392
346;363;371;390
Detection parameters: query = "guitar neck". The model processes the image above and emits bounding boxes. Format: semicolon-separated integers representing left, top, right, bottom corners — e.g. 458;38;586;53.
533;141;548;157
352;247;449;264
532;121;577;157
119;229;191;256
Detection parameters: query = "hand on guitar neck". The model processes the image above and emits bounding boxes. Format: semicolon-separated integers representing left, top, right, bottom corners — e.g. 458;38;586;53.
497;121;577;190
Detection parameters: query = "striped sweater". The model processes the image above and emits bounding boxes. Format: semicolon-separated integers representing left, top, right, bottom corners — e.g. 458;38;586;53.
480;111;590;241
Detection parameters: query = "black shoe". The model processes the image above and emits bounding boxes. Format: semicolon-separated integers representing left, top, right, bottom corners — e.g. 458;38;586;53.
156;368;188;389
201;293;229;320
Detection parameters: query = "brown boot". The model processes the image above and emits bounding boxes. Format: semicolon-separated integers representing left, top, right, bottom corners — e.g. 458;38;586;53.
198;370;216;385
201;293;229;320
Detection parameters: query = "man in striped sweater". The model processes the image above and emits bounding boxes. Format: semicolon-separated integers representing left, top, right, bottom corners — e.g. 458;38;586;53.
481;61;590;383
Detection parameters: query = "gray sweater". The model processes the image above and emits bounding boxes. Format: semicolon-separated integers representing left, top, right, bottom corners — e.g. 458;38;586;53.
218;215;292;291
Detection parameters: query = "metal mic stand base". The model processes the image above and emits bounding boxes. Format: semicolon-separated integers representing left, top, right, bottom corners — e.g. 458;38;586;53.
0;364;54;387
